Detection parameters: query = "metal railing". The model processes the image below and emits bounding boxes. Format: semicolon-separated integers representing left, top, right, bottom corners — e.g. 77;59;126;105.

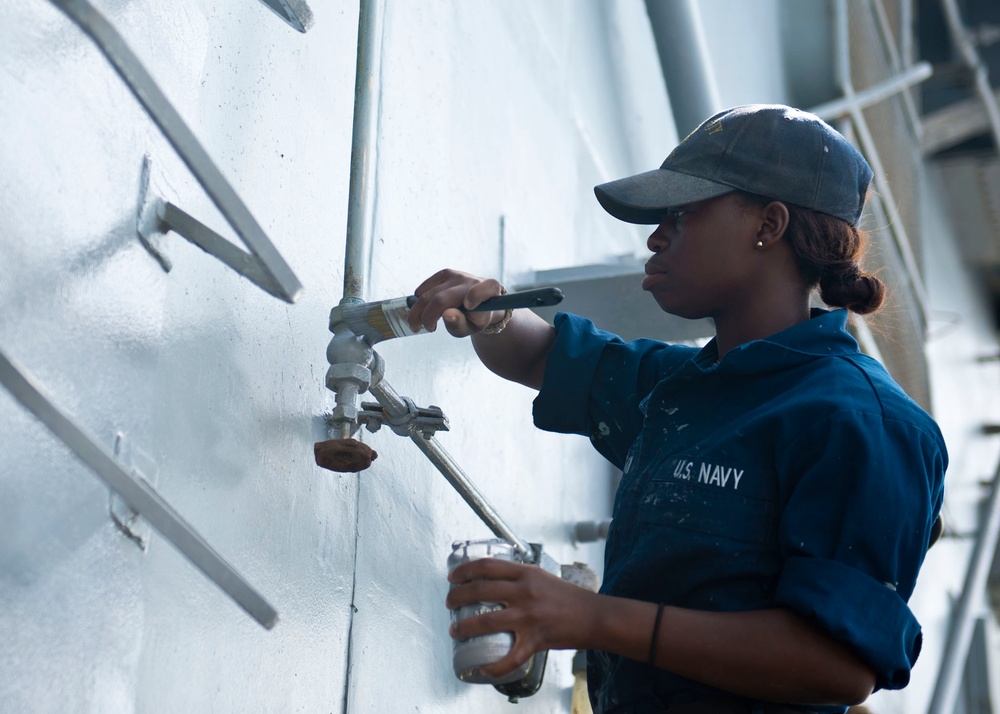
0;350;278;629
928;460;1000;714
51;0;303;304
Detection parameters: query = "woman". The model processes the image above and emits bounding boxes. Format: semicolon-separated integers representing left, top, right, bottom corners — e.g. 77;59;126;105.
407;105;947;714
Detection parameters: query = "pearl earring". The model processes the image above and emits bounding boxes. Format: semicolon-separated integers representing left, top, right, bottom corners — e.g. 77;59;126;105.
755;240;764;249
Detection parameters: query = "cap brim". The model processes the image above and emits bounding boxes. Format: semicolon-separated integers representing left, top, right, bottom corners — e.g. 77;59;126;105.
594;169;736;225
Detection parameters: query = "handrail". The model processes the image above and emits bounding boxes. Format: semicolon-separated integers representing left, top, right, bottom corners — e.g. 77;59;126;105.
0;350;279;629
50;0;303;304
809;62;932;122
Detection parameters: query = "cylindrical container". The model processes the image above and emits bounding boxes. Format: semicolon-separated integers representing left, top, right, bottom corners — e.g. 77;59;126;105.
448;538;532;684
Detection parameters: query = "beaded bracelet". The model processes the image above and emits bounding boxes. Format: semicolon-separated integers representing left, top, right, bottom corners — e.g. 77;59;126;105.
480;285;512;335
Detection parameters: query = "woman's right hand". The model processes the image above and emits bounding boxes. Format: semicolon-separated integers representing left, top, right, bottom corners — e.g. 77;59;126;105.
407;269;507;337
408;268;557;389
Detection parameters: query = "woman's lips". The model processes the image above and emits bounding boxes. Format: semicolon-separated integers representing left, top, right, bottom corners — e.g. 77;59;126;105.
642;262;667;290
642;274;665;290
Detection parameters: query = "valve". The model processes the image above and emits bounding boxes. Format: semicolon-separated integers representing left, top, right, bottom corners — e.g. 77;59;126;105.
315;326;385;473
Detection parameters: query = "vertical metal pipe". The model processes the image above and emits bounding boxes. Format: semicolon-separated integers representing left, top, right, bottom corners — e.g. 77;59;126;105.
928;462;1000;714
337;1;533;562
343;0;385;304
643;0;722;136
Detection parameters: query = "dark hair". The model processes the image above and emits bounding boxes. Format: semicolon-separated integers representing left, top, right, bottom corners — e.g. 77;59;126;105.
738;192;885;315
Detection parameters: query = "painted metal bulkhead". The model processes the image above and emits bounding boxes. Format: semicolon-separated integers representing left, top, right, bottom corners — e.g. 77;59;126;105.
1;1;998;712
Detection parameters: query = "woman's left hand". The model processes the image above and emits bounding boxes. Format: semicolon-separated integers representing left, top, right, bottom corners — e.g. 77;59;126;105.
445;557;599;680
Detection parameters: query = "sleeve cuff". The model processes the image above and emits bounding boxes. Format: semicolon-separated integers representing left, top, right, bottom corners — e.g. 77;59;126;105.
532;313;614;435
775;556;922;690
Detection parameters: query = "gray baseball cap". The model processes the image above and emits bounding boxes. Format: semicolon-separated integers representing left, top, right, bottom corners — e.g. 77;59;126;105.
594;104;873;226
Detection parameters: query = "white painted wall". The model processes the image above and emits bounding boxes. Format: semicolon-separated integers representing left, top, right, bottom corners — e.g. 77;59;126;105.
2;1;996;713
0;1;660;712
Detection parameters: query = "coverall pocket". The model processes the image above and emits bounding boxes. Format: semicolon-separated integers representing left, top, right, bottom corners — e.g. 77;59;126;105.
638;478;775;546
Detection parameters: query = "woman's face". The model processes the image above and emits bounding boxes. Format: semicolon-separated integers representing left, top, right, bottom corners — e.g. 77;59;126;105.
643;193;764;320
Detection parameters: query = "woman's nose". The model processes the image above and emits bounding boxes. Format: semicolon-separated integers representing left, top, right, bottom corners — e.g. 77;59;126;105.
647;222;669;253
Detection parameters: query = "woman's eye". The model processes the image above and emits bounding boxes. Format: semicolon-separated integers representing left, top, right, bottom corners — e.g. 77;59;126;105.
669;209;687;224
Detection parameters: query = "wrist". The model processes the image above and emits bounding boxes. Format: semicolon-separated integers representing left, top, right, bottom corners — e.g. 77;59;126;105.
580;592;617;651
589;596;666;665
480;308;513;335
478;284;512;335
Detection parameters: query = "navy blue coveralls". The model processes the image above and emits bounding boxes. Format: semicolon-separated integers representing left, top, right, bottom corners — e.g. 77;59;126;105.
532;309;947;714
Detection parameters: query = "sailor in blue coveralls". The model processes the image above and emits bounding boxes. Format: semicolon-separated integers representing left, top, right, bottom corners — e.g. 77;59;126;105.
408;105;947;714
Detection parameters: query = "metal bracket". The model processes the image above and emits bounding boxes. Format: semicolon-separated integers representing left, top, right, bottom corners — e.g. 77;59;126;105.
0;349;279;630
358;399;449;438
135;154;172;272
136;156;298;301
51;0;303;304
109;431;157;550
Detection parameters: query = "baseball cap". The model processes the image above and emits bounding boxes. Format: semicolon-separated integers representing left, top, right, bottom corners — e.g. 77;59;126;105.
594;104;873;226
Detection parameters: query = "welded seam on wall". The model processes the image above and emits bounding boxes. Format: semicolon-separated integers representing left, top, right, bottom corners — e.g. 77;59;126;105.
341;480;363;714
340;1;388;709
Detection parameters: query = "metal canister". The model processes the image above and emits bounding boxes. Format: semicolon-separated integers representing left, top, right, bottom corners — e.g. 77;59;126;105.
447;538;532;684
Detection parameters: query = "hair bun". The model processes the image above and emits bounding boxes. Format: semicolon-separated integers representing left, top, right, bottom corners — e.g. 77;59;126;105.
820;270;885;315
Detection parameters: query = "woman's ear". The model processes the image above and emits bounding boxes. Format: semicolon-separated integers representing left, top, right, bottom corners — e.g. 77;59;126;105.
755;201;790;248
